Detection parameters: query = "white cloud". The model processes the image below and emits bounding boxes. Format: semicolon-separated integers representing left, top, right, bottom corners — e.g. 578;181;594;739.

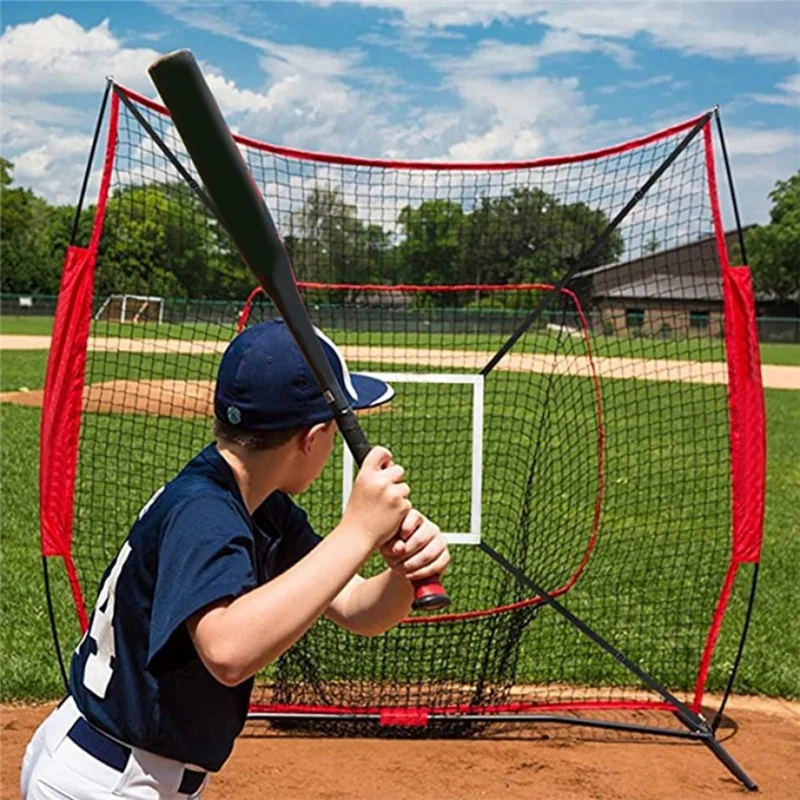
2;6;795;231
149;2;275;52
150;2;404;154
0;14;159;94
313;1;800;62
0;100;86;151
534;3;800;62
312;0;541;28
14;135;93;181
435;40;538;77
0;14;164;205
722;126;800;157
436;34;632;78
202;70;273;116
715;149;799;227
155;2;366;80
748;72;800;108
140;31;168;43
11;135;97;205
527;28;634;68
709;125;800;225
159;2;609;168
258;40;363;80
781;73;800;96
443;74;593;161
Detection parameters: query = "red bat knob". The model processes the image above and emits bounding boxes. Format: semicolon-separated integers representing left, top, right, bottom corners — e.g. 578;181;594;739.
412;577;450;612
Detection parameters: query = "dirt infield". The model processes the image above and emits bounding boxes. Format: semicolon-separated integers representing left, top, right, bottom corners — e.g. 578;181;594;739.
2;697;799;799
0;381;392;418
2;335;798;390
0;380;216;418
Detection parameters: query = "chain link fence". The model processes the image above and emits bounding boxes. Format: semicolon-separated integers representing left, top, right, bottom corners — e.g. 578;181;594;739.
2;293;799;344
756;317;800;344
1;294;58;319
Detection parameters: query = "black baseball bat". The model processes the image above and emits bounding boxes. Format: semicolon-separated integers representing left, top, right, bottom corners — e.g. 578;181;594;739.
148;50;449;612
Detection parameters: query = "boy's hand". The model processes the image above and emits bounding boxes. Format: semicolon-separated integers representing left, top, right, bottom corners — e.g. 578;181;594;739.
342;447;412;549
380;509;450;583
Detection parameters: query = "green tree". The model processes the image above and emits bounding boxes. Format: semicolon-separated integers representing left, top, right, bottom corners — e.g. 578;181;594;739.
745;172;800;303
1;159;59;293
1;159;95;295
396;199;467;286
288;188;390;285
643;234;660;254
1;158;9;187
464;188;625;289
97;181;253;299
48;202;95;263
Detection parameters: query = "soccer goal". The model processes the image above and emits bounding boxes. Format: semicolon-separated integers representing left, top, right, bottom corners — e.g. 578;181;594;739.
38;81;765;790
94;294;165;324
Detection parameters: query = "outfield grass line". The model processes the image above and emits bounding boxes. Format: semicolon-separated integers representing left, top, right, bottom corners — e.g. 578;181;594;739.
2;336;798;389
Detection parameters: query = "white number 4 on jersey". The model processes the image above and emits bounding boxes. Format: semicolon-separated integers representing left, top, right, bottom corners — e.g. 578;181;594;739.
79;487;164;698
79;541;133;698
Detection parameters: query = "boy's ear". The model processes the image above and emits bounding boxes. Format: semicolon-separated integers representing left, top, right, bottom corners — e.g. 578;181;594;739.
297;426;315;455
299;423;328;455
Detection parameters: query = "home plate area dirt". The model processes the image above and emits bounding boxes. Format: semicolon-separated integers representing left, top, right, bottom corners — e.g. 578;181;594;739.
2;697;799;799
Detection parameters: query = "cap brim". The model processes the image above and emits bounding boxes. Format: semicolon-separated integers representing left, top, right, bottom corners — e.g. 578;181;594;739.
350;373;395;410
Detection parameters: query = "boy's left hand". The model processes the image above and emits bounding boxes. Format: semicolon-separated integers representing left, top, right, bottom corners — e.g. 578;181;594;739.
380;509;450;583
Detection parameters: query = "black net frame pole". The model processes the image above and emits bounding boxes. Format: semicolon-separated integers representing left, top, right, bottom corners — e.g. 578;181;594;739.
478;542;757;791
42;557;68;691
248;713;709;740
714;107;748;265
115;87;220;221
44;78;113;695
481;110;713;377
711;563;761;734
68;78;112;246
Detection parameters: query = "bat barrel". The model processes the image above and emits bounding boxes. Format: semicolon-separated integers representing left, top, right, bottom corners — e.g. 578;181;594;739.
148;49;449;613
148;50;281;278
148;50;358;448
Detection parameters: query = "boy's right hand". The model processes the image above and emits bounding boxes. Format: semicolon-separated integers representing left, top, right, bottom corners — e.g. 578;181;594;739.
342;447;411;549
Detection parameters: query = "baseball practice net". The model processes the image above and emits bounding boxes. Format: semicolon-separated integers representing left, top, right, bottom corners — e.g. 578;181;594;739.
39;82;764;787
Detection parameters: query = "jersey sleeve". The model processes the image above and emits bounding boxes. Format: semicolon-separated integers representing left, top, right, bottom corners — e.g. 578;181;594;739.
148;497;256;674
256;492;323;575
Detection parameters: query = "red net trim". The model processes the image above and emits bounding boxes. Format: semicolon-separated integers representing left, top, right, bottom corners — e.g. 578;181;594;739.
249;699;681;718
115;84;705;171
40;92;120;632
692;122;766;709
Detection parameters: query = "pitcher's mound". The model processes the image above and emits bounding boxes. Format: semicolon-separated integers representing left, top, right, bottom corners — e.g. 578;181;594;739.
1;380;216;418
1;380;392;419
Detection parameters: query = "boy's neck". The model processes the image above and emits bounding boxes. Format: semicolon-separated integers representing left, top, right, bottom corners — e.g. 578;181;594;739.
216;443;284;515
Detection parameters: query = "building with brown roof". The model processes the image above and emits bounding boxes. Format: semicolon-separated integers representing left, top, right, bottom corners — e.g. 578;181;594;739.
583;228;750;338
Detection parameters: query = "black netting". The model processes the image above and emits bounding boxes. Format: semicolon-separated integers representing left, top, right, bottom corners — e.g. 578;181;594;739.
67;87;733;730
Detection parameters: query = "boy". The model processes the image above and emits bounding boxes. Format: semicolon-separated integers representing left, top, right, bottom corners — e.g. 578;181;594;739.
21;319;450;799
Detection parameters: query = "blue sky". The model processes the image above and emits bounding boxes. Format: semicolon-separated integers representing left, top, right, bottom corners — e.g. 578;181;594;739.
2;1;798;224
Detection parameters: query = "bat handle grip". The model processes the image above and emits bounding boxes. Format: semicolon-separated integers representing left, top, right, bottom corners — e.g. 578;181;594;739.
337;410;451;613
411;577;450;612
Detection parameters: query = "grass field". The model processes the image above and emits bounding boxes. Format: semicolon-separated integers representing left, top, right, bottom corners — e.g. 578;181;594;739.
2;314;799;366
1;344;798;703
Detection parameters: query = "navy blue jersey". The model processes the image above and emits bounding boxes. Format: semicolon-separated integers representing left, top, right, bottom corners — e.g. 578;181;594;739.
69;444;322;771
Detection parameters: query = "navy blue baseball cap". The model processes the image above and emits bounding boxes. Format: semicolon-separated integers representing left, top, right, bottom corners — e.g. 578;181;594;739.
214;319;394;431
